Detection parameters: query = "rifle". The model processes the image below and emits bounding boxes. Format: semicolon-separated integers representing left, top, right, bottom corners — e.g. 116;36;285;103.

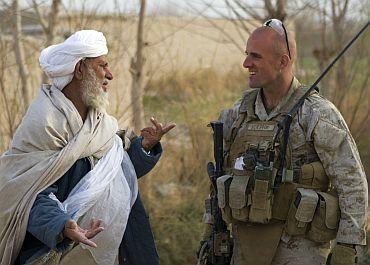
274;21;369;187
198;121;232;265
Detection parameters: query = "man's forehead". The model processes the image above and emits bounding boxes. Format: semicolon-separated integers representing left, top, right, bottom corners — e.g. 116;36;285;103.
91;55;107;63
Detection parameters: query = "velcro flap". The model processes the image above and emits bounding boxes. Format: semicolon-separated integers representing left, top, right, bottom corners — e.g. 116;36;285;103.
254;179;269;193
229;175;250;209
295;188;319;223
301;163;314;184
318;192;339;229
217;175;233;208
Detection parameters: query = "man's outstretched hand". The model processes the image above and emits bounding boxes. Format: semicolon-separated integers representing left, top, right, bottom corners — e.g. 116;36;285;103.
63;219;104;248
141;117;176;151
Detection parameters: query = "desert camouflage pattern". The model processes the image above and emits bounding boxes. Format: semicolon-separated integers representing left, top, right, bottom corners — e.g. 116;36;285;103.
271;237;329;265
220;77;368;245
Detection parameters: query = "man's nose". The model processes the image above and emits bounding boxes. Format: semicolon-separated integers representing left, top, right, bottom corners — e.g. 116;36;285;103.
105;69;113;80
243;57;251;69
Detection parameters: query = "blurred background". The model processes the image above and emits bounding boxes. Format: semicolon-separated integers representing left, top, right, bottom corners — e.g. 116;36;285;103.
0;0;369;264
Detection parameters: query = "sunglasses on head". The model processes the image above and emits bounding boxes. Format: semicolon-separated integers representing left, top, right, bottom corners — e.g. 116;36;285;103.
263;19;291;59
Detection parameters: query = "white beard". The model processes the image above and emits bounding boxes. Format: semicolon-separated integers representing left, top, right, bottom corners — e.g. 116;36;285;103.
81;64;109;111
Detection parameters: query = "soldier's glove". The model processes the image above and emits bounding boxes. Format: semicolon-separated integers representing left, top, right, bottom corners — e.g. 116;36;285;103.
197;240;210;265
197;223;212;257
326;243;357;265
197;240;207;258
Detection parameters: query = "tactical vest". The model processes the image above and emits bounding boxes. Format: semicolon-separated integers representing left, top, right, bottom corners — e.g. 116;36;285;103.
216;86;339;244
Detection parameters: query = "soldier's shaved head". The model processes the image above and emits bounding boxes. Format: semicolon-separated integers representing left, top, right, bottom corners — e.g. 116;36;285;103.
251;26;297;62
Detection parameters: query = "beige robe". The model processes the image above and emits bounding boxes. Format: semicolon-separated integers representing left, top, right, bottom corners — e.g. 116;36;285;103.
0;85;118;265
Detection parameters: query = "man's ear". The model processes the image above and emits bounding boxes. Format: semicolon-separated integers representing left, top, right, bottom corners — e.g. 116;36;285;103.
280;54;290;70
74;60;84;80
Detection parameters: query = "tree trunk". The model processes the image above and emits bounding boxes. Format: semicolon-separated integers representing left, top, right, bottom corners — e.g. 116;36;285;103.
42;0;62;83
264;0;287;21
12;0;31;109
130;0;146;132
32;0;62;84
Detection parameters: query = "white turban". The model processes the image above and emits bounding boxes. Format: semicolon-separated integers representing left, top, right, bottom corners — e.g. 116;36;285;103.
39;30;108;90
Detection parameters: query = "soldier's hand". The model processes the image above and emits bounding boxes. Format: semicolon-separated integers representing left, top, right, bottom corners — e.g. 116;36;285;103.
63;219;104;248
197;240;207;258
326;243;357;265
141;117;176;151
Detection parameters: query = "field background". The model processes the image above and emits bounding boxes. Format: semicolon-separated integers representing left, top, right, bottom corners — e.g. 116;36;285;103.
0;1;369;264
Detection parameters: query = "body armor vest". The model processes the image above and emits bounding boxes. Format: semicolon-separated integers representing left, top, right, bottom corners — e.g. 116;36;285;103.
216;86;337;225
226;87;320;183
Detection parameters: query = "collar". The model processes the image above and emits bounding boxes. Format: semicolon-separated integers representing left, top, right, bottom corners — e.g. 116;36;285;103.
255;77;301;121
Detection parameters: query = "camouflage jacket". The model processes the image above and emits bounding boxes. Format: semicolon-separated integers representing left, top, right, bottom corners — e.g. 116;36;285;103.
219;77;368;245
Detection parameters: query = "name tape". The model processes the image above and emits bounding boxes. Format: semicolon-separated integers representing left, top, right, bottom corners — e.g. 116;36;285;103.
247;124;275;131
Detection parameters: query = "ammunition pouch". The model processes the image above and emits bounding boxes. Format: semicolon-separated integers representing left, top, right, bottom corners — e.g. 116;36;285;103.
285;188;318;236
217;165;276;225
282;161;339;243
307;192;340;242
229;171;251;222
284;189;340;243
300;161;329;191
249;165;275;224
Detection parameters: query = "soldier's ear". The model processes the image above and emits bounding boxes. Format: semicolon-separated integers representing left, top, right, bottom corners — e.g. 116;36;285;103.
280;54;290;69
74;60;84;80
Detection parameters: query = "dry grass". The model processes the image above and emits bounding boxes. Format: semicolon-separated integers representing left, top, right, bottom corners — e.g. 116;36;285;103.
139;68;244;264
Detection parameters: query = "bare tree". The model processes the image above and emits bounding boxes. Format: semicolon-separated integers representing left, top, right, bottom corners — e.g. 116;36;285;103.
12;0;31;109
130;0;147;132
0;38;20;151
31;0;62;83
329;0;349;105
186;0;292;52
306;0;368;140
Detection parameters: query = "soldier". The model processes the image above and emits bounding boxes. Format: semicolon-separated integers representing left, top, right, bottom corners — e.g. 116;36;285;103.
203;19;368;265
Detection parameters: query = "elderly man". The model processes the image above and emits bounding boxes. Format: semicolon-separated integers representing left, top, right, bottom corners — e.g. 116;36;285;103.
201;19;367;265
0;30;174;265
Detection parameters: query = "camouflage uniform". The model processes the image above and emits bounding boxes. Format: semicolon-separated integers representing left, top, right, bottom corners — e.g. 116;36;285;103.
219;77;368;265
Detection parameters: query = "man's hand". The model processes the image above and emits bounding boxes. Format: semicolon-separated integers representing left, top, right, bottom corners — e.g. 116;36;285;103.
63;219;104;248
326;243;357;265
141;117;176;151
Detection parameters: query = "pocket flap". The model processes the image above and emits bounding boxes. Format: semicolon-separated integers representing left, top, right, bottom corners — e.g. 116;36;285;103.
229;175;250;209
216;175;233;208
295;188;319;223
301;163;314;185
318;192;339;229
